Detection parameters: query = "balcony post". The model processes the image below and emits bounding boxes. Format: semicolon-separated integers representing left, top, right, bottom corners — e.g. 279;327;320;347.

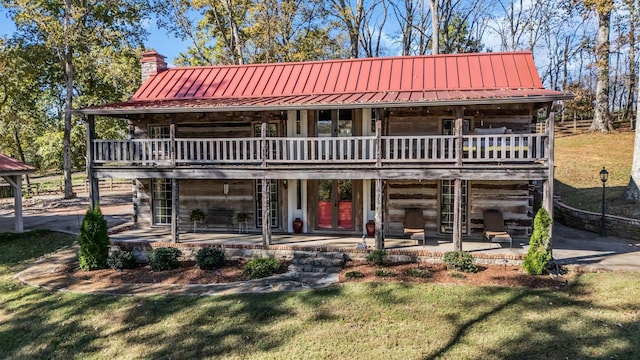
261;113;268;167
85;115;100;210
454;107;464;167
170;119;176;166
543;108;555;249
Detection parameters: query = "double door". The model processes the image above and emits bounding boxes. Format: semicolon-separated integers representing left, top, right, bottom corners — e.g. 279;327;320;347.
317;180;353;231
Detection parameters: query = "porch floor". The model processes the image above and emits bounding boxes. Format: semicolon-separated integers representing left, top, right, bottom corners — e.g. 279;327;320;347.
110;228;527;256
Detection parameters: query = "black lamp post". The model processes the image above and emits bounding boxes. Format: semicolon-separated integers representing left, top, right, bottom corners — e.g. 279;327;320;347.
599;166;608;237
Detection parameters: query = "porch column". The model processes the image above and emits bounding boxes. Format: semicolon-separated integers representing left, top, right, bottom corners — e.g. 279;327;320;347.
170;119;176;167
85;115;100;210
261;112;272;245
375;178;384;249
375;108;384;249
3;175;24;232
171;178;180;243
262;176;271;246
543;109;556;248
452;109;464;250
453;178;463;251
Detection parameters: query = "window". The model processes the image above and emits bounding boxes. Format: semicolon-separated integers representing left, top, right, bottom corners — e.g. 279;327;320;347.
440;180;468;233
442;119;471;135
256;179;279;227
152;179;172;225
253;123;278;137
296;110;301;135
296;179;302;210
371;109;378;133
150;125;170;139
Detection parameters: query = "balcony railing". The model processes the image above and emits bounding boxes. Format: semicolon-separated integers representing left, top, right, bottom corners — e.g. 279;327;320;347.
92;134;547;166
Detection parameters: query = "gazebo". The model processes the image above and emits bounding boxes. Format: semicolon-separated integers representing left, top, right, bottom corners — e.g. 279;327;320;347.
0;153;35;232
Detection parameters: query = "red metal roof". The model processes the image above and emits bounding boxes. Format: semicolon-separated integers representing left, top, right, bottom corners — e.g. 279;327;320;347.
0;153;35;173
80;52;571;115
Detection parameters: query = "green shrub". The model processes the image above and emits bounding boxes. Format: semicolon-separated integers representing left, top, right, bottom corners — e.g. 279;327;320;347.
107;250;137;270
78;207;110;271
366;250;386;266
374;268;397;277
196;248;225;270
443;251;477;273
523;208;553;275
149;247;182;271
404;267;431;278
345;271;365;279
244;257;282;279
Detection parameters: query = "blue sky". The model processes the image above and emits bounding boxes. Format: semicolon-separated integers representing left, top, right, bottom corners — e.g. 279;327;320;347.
0;9;187;65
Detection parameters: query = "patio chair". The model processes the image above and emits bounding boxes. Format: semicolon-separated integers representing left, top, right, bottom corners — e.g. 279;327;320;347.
404;208;425;244
483;209;512;248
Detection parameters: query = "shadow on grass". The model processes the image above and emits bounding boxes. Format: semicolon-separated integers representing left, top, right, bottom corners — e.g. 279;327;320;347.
424;277;640;359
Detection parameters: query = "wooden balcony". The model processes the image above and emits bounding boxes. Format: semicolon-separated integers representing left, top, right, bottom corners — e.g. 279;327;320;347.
91;134;547;168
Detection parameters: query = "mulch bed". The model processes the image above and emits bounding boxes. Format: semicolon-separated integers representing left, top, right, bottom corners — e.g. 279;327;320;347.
63;259;567;289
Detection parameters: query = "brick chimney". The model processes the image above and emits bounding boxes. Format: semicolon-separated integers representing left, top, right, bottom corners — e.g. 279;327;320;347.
140;51;167;83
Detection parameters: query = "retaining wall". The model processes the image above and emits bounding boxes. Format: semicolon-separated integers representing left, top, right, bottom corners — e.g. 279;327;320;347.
110;241;524;266
554;201;640;240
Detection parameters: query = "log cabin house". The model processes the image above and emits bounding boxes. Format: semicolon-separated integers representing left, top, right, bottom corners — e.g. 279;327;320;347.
77;51;571;250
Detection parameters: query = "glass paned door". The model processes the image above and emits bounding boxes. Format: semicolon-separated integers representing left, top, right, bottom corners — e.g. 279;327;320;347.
440;180;468;233
152;179;172;225
256;179;279;227
317;179;353;230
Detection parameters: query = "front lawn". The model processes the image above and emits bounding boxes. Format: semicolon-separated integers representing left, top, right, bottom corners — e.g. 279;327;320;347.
1;231;639;359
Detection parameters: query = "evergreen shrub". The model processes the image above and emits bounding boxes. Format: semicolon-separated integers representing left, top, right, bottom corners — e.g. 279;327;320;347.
149;247;182;271
443;251;477;273
78;207;110;271
243;257;282;279
196;248;225;270
107;250;137;270
523;208;553;275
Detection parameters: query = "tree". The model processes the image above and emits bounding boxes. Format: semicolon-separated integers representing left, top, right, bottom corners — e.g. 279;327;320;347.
4;0;148;198
585;0;615;132
624;82;640;202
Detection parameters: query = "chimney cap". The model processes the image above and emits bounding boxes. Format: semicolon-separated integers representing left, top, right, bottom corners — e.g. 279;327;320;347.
141;50;167;63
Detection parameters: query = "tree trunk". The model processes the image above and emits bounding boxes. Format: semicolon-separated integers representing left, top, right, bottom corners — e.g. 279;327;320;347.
63;0;75;199
624;82;640;202
625;0;636;124
590;2;613;133
429;0;438;54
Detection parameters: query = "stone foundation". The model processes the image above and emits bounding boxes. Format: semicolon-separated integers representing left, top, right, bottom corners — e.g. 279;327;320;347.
110;241;524;266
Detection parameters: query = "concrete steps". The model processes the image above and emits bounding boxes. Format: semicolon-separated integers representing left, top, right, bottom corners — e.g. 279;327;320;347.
287;251;347;274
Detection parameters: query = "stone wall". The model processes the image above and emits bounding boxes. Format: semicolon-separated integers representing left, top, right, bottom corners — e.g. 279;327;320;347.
110;241;524;266
554;201;640;239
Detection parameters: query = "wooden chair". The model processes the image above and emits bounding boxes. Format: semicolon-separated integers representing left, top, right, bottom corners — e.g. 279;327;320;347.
404;208;425;244
483;209;512;248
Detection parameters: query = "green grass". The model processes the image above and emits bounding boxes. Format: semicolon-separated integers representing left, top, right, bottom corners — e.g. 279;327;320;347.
555;131;638;218
1;232;640;359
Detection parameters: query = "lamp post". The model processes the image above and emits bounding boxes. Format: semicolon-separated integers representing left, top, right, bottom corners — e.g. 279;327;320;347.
599;166;608;237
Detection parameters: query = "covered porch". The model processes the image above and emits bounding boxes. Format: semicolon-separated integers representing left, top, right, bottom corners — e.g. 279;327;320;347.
110;227;527;259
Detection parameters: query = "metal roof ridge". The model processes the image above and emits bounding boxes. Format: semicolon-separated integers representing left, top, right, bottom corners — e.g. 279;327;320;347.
165;51;535;71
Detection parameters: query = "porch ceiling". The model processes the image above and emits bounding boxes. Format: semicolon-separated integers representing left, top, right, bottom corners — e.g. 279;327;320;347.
94;166;549;181
76;89;570;116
